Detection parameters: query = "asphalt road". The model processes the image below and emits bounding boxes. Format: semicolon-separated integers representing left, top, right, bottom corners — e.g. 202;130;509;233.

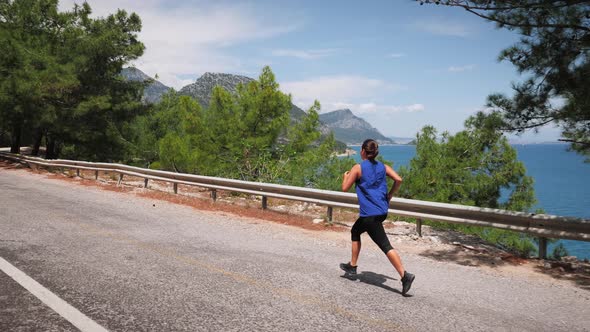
1;169;589;332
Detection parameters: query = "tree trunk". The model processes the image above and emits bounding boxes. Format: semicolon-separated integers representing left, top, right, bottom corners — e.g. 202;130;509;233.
45;135;57;159
31;128;43;156
10;123;22;154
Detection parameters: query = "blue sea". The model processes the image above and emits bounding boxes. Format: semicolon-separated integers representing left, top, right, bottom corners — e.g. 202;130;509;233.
347;144;590;260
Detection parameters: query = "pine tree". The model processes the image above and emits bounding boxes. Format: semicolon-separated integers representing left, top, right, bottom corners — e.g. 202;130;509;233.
420;0;590;160
0;1;145;160
399;112;538;255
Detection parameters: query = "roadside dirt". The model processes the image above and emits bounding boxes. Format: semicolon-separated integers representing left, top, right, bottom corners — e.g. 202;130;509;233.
1;159;589;291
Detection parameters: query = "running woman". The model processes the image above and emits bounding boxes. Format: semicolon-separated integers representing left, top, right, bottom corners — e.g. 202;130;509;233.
340;138;415;296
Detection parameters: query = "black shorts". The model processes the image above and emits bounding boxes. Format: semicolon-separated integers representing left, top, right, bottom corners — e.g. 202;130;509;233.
351;214;394;254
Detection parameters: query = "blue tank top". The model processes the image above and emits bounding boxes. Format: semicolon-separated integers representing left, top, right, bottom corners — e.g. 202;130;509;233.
356;160;389;217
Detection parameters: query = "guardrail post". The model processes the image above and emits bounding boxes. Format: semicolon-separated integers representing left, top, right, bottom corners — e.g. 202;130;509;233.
95;171;99;180
327;206;333;222
262;196;268;210
117;174;124;186
538;237;547;259
173;183;178;194
211;189;217;202
144;178;149;188
416;219;423;237
76;169;80;177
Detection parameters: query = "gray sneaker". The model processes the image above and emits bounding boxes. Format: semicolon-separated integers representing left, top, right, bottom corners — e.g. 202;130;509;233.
401;272;415;295
339;262;357;275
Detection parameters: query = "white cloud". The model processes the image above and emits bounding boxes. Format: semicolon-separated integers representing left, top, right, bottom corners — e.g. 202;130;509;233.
388;53;406;58
412;19;471;37
139;6;297;47
281;75;402;107
59;0;300;89
359;103;379;112
281;75;421;117
351;103;424;114
406;104;426;112
353;103;424;114
271;49;339;60
324;102;356;111
148;71;194;91
448;64;476;72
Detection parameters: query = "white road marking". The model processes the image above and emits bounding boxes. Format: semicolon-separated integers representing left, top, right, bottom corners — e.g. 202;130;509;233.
0;256;109;332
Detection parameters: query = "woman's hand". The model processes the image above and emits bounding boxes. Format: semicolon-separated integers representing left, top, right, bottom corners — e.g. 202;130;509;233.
342;166;359;192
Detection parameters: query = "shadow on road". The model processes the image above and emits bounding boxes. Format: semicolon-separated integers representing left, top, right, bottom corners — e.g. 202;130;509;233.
533;263;590;291
419;246;508;268
341;271;409;296
419;246;590;291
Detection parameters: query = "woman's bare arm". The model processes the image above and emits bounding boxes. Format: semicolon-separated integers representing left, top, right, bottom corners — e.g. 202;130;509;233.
342;164;361;192
385;164;403;201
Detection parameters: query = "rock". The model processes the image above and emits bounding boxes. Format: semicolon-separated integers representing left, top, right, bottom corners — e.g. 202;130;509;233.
296;203;311;212
428;236;441;244
543;262;552;269
561;256;578;263
312;218;324;224
550;261;578;272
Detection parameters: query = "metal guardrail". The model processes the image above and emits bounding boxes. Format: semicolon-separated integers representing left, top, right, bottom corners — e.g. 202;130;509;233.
1;151;589;258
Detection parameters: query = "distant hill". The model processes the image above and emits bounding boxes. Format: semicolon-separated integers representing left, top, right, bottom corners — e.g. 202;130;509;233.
178;72;312;125
319;109;394;145
120;67;172;104
388;136;415;145
179;72;251;107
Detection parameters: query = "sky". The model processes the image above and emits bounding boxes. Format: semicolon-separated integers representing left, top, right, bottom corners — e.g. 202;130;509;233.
59;0;563;142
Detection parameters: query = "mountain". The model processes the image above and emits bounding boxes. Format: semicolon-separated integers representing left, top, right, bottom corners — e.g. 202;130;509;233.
121;70;392;147
319;109;394;145
178;72;329;134
178;72;252;107
388;136;415;145
120;69;331;133
120;67;172;104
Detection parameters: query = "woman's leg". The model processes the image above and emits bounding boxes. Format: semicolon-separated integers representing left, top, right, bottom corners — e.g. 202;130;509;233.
349;217;366;266
385;249;405;278
366;215;405;277
351;240;361;266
